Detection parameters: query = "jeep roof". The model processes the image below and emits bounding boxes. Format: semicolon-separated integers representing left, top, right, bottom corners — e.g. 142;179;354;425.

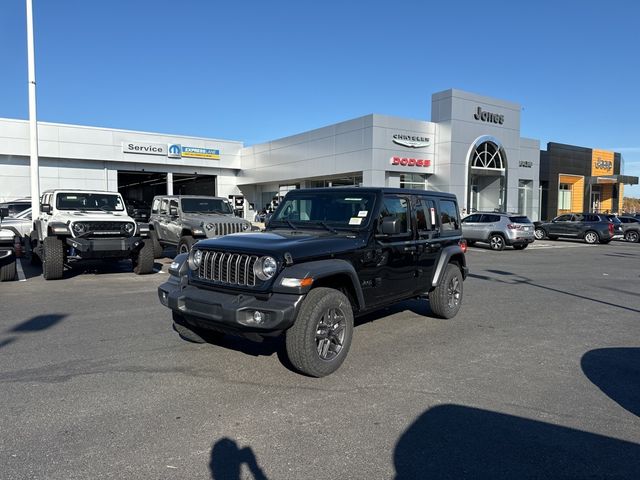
289;187;458;199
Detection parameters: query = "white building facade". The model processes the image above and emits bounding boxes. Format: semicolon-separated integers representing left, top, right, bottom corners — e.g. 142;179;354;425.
0;89;541;220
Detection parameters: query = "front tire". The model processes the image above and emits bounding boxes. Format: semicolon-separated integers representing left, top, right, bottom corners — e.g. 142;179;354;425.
489;234;505;251
132;240;154;274
584;230;600;244
178;235;195;255
286;288;354;377
429;263;463;319
149;229;163;258
42;237;64;280
534;227;546;240
0;259;16;281
625;230;639;243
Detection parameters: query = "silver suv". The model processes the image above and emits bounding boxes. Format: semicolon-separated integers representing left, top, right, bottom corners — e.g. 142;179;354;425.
148;195;252;257
461;212;535;251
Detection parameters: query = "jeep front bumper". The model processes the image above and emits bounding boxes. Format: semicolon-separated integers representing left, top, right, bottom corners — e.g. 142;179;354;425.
66;236;144;258
158;279;304;335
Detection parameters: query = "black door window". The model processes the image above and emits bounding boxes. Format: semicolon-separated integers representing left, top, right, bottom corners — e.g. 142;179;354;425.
414;197;438;234
378;196;410;235
439;200;460;232
480;214;500;223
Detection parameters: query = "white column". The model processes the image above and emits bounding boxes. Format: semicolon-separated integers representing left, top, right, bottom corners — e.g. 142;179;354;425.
26;0;40;218
167;172;173;195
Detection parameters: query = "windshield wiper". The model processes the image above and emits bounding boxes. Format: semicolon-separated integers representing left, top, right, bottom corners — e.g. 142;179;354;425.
317;221;337;234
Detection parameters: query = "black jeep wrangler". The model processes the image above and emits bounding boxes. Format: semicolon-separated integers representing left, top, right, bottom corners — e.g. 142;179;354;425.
158;188;468;377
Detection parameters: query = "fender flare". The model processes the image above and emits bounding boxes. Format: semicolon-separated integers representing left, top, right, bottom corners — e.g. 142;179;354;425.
272;259;365;310
431;245;467;287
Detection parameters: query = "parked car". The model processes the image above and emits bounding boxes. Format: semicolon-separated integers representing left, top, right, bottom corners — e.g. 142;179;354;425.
148;195;252;258
158;187;468;377
461;212;535;251
618;216;640;243
534;213;623;244
31;189;154;280
0;197;31;217
1;207;32;238
0;207;17;281
125;198;151;223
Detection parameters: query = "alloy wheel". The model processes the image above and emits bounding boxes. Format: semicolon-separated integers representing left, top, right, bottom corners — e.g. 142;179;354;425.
447;276;461;309
179;244;189;254
490;236;504;250
534;228;545;240
315;307;346;361
585;232;598;244
626;231;639;243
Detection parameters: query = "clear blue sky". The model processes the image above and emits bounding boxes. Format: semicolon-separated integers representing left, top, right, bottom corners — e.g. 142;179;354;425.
1;0;639;196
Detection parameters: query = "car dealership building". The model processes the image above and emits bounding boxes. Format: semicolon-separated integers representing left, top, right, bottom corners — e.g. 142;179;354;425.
1;88;635;221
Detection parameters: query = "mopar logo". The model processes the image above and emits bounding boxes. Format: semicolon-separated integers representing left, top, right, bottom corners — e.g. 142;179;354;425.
168;144;182;158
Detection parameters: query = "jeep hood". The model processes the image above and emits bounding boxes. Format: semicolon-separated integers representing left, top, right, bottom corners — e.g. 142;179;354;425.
195;229;367;262
181;213;248;225
53;211;135;223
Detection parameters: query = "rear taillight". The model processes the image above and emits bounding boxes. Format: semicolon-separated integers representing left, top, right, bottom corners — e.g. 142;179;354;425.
459;239;468;253
507;224;523;230
608;223;614;234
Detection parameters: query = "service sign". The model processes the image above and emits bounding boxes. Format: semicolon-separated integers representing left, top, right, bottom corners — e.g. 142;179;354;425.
122;141;167;156
181;146;220;160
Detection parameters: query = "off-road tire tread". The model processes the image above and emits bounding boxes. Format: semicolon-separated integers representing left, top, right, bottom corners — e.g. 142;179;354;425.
0;260;16;281
178;235;196;254
286;287;354;377
429;263;463;319
42;236;64;280
150;229;163;258
132;240;154;274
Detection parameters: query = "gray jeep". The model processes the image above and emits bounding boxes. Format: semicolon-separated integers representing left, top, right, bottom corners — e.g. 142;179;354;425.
148;195;252;257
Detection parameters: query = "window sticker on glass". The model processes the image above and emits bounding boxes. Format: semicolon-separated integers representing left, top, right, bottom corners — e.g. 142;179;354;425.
349;217;363;225
345;198;362;201
358;210;368;217
430;207;437;226
67;196;78;200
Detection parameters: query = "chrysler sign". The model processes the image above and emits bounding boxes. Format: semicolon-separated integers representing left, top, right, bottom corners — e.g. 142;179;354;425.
122;142;167;155
392;134;430;148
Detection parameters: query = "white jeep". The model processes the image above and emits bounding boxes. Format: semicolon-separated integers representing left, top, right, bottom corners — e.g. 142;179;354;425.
32;189;154;280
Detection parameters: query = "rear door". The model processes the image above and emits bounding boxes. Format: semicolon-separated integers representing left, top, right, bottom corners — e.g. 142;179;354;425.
414;196;441;290
479;214;501;241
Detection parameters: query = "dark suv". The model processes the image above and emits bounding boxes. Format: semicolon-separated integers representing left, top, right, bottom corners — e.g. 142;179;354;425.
158;188;468;377
534;213;623;244
618;216;640;243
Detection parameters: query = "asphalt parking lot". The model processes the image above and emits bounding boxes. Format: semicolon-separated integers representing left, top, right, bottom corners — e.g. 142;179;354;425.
1;240;639;479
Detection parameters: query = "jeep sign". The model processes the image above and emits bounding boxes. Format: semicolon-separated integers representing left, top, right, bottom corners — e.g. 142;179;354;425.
122;142;167;156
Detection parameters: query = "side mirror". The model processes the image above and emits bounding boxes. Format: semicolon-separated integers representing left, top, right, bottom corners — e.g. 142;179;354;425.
169;207;178;217
41;204;52;214
379;217;403;236
0;207;8;219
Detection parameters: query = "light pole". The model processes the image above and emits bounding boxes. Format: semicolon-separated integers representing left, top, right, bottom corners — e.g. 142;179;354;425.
26;0;40;218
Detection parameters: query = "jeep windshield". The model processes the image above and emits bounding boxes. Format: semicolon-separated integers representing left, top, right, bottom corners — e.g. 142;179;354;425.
181;198;232;214
270;192;376;230
56;192;125;211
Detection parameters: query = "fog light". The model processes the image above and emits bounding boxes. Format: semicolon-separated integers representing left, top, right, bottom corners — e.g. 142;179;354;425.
253;311;264;324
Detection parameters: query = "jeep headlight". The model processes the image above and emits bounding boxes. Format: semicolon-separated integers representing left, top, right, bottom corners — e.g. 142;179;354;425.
72;222;86;234
242;223;250;231
254;256;277;281
122;222;135;235
193;228;205;236
189;249;203;270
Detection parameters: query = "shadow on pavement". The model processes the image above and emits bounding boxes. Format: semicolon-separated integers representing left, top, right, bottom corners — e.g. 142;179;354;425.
394;404;640;479
581;347;640;417
209;437;268;480
10;313;67;332
0;337;17;349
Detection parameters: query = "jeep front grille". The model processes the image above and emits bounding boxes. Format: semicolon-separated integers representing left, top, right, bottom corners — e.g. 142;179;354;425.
71;221;135;238
197;251;258;286
216;222;246;236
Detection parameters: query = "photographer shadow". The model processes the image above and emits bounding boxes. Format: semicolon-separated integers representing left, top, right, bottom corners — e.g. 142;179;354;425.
209;437;268;480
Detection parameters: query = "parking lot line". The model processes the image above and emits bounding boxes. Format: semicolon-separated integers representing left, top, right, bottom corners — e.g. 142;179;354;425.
16;258;26;282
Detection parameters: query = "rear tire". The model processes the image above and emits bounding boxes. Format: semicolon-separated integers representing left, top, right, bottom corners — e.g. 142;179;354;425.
42;237;64;280
584;230;599;244
489;234;505;251
624;230;639;243
178;235;195;255
149;229;163;258
429;263;463;319
0;259;16;281
286;288;354;377
132;240;154;274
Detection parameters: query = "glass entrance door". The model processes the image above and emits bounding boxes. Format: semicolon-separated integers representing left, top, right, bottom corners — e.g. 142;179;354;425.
591;188;601;213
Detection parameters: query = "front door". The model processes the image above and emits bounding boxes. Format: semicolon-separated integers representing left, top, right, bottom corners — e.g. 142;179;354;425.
366;195;417;306
166;198;181;243
548;214;574;235
461;213;482;240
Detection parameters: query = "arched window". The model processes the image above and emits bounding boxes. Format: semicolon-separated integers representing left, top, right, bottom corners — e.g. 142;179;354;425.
471;141;505;170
